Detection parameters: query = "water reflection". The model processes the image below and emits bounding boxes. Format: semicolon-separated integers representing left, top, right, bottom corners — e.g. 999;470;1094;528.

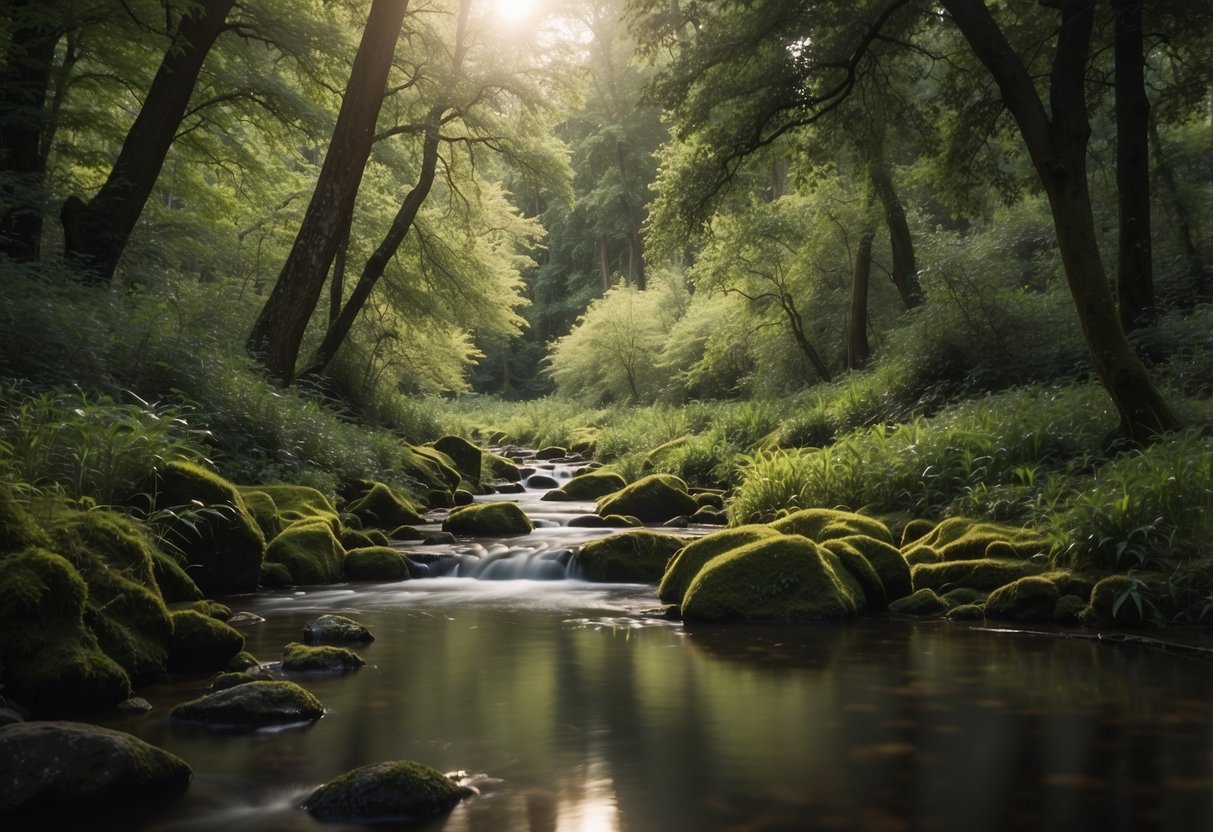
86;587;1213;832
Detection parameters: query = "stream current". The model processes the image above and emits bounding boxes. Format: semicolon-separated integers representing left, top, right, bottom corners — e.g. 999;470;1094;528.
81;462;1213;832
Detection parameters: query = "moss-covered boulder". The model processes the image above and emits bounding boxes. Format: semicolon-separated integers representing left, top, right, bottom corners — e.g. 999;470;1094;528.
0;548;131;717
770;508;894;546
0;721;191;817
147;460;265;596
169;680;324;729
167;610;244;674
244;484;341;534
821;535;913;609
597;474;698;524
303;614;375;645
0;484;50;553
984;576;1061;623
442;502;533;537
226;650;261;672
908;517;1048;562
486;452;522;482
911;558;1045;593
889;588;949;617
942;587;988;607
210;671;257;691
1082;574;1159;627
693;492;725;510
429;436;483;487
689;508;728;526
346;483;425;530
681;535;865;623
899;518;935;548
340;528;376;550
573;531;687;583
305;760;472;824
945;603;985;622
238;489;283;541
264;521;345;585
406;445;462;492
281;642;365;674
186;600;232;621
542;470;627;502
1054;594;1088;625
658;525;782;606
535;446;567;460
344;546;410;582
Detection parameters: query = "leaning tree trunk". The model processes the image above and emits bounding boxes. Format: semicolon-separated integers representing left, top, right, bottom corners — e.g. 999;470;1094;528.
60;0;235;286
847;220;876;370
246;0;409;384
1112;0;1154;332
868;161;922;309
943;0;1179;442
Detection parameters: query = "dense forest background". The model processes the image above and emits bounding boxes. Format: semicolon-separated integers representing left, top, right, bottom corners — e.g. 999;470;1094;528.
2;0;1213;623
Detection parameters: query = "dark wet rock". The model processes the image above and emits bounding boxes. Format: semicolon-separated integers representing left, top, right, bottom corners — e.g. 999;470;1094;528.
1053;594;1088;625
303;614;375;645
945;603;986;622
0;709;23;727
597;474;698;524
344;546;411;582
984;576;1060;623
281;642;365;674
662;516;690;528
0;721;191;817
453;489;475;506
389;525;426;541
889;588;949;617
568;515;608;528
305;760;473;824
573;531;689;583
115;697;153;714
169;680;324;729
525;474;560;490
443;503;533;537
423;531;458;546
494;482;526;494
167;610;244;674
689;507;728;525
209;672;257;692
534;446;568;461
425;489;456;509
226;611;266;627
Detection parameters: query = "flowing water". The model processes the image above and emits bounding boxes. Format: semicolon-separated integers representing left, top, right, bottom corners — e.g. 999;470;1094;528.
78;464;1213;831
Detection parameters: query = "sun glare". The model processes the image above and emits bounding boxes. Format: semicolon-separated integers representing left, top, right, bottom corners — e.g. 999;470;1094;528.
494;0;539;23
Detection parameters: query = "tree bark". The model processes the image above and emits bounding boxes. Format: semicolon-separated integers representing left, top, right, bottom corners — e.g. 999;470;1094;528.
1112;0;1154;331
0;0;62;262
60;0;235;285
329;217;352;327
781;288;832;382
942;0;1180;442
868;160;923;309
246;0;409;384
598;235;612;290
848;221;876;370
614;141;647;290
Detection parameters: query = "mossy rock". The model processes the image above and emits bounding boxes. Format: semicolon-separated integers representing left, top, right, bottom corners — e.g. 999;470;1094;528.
150;550;202;603
681;535;865;623
689;507;728;526
406;445;462;491
226;651;261;672
597;474;698;524
602;514;643;528
264;521;346;585
485;453;521;482
425;489;456;509
238;489;283;541
429;436;483;486
453;489;475;506
659;525;782;606
389;525;425;541
542;470;627;502
693;492;725;510
305;760;472;824
984;576;1060;623
0;484;50;554
941;587;988;607
1083;574;1161;627
442;502;533;537
534;446;567;460
344;546;410;582
770;508;894;546
1053;594;1088;625
573;531;687;583
282;642;364;674
945;603;986;622
903;544;942;565
260;561;293;588
187;600;232;621
0;721;191;817
341;529;378;550
303;614;374;645
210;671;257;691
0;548;132;716
346;483;425;530
1039;569;1098;600
889;588;949;617
147;460;265;596
167;610;244;674
169;680;324;729
899;518;936;548
821;534;913;607
243;484;341;535
911;558;1045;593
910;517;1048;562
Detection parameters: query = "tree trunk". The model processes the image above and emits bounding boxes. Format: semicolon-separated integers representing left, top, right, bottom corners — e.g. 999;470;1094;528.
598;235;612;291
246;0;409;384
614;141;646;290
1112;0;1154;331
0;0;61;262
848;221;876;370
868;160;922;309
60;0;235;285
942;0;1179;442
781;289;832;383
1148;120;1208;301
301;108;443;379
329;217;352;327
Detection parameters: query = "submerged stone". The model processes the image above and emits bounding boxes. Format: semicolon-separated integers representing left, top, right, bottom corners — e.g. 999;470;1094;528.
169;680;324;729
304;760;472;824
303;614;375;644
573;531;687;583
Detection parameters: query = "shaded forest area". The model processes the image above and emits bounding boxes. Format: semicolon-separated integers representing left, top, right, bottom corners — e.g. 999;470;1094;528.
2;0;1213;643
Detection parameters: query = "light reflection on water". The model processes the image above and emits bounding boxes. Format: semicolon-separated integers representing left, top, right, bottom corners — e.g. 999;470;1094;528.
86;579;1213;832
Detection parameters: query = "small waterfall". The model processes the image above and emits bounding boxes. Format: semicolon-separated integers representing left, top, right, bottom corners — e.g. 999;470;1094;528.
457;544;575;580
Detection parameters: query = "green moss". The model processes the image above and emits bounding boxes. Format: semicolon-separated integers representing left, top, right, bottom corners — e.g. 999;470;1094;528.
244;484;341;534
264;520;346;585
167;610;244;674
941;587;989;607
542;470;627;502
822;534;913;605
1084;574;1160;627
1039;569;1098;600
305;760;470;823
984;576;1061;623
911;558;1045;593
346;483;425;530
442;502;533;537
689;507;728;525
535;446;567;460
389;525;425;541
597;474;698;524
55;508;159;589
0;483;50;553
169;680;324;728
226;651;261;671
186;600;231;621
341;529;377;550
573;531;687;583
429;436;483;486
150;461;265;596
899;518;935;548
238;489;283;540
82;571;171;684
344;546;410;582
903;544;941;565
406;445;461;491
485;452;521;482
889;588;949;617
150;549;202;602
282;642;365;673
770;508;894;546
1053;594;1087;625
210;671;256;691
658;525;781;605
681;535;865;623
260;561;292;587
911;517;1048;562
945;603;985;622
693;492;725;510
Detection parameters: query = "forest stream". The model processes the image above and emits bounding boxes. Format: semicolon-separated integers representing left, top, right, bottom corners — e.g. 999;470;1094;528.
67;463;1213;832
